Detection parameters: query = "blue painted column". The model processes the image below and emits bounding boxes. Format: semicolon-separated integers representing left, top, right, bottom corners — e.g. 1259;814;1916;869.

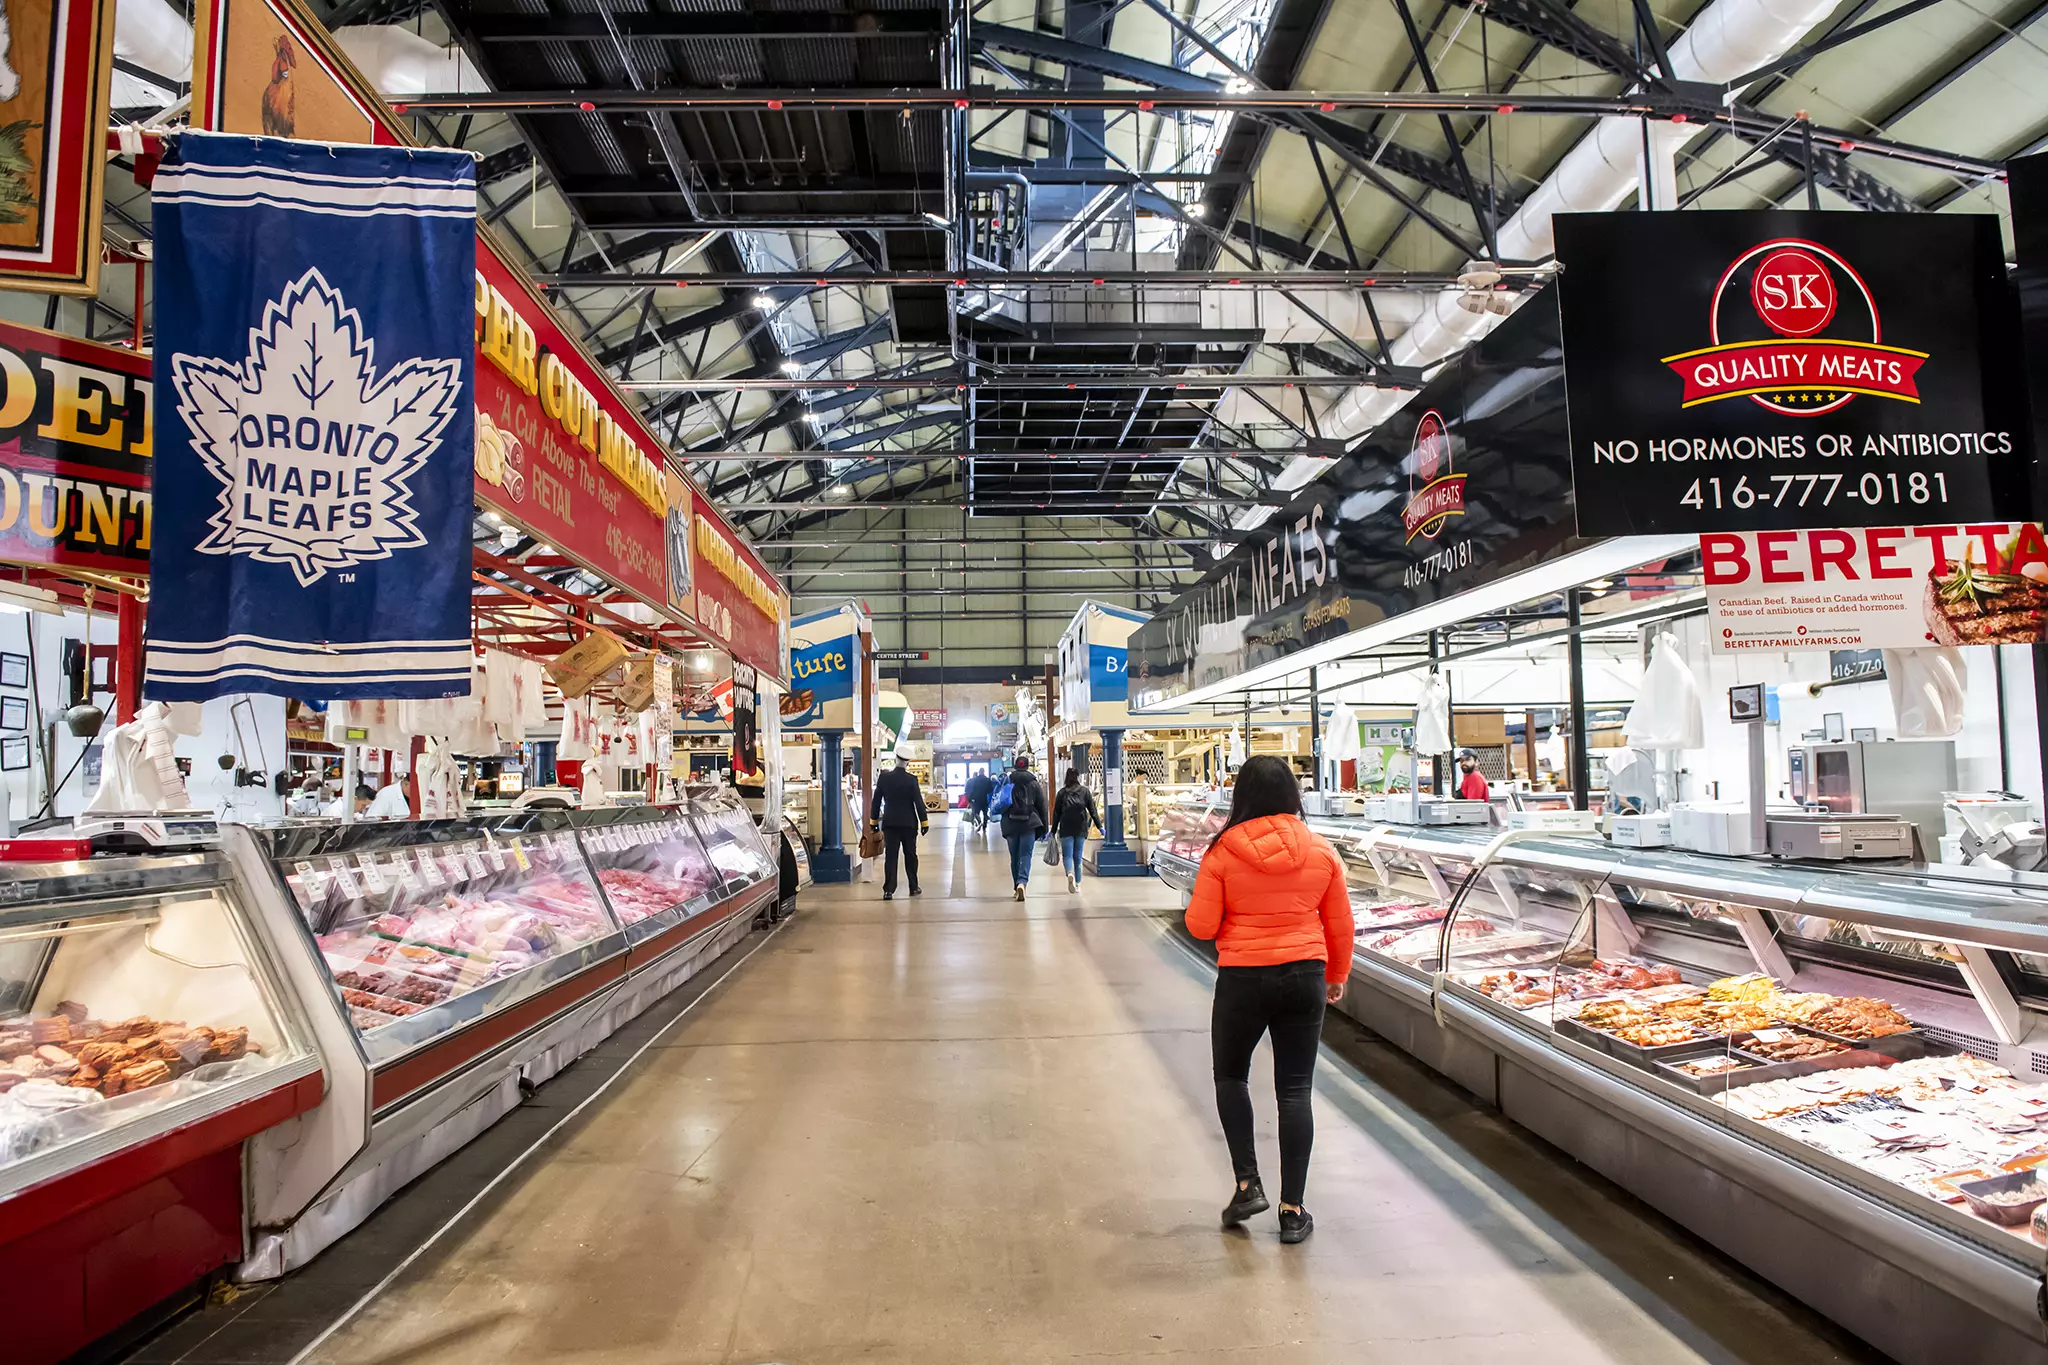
813;729;851;882
1086;726;1148;876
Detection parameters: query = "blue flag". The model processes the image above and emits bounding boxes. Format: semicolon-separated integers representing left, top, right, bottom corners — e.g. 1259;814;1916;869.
146;132;476;700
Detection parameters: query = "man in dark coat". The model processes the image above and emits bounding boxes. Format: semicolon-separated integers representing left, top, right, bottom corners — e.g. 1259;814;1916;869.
965;768;996;831
868;754;929;900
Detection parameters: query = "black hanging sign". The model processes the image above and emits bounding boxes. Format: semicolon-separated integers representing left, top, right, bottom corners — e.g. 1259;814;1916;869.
1554;211;2031;537
1125;293;1585;707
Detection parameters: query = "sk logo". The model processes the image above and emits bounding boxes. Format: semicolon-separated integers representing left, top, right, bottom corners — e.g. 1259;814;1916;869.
172;268;464;585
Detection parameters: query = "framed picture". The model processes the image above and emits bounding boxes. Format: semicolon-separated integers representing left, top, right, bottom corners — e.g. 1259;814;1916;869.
0;0;116;295
0;653;25;688
0;696;26;732
1824;713;1846;743
1;736;30;771
1851;726;1878;743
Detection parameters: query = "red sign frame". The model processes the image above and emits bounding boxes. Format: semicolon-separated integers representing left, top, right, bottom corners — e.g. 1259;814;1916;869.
0;0;115;296
0;321;152;574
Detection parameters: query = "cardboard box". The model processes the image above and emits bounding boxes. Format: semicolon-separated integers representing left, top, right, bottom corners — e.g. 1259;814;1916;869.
614;657;657;712
547;632;630;698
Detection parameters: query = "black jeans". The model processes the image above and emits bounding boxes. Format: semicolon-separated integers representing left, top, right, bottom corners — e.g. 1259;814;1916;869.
1211;959;1327;1207
883;826;920;895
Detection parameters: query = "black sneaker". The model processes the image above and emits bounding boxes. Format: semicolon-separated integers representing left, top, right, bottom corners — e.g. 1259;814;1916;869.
909;885;922;896
1278;1207;1313;1243
1221;1179;1268;1227
882;893;893;901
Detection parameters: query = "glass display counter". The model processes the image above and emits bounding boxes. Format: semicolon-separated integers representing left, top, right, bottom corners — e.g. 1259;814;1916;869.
1289;816;2048;1365
687;787;777;895
0;852;323;1364
1149;787;1228;893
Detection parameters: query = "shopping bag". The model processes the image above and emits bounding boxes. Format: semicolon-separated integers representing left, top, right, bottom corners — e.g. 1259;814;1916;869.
1041;837;1060;867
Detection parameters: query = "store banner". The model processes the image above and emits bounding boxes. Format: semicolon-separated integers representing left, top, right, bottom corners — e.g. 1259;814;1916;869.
473;247;671;611
732;660;762;789
146;132;477;699
688;486;787;683
1126;292;1581;707
0;321;152;573
0;0;115;296
1555;211;2030;537
1701;523;2048;652
783;633;855;728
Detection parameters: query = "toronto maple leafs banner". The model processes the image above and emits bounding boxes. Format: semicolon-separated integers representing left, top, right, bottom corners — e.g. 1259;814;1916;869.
145;131;477;700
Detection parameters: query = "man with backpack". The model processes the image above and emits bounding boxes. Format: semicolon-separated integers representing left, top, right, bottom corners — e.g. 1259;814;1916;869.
965;768;996;831
998;755;1050;900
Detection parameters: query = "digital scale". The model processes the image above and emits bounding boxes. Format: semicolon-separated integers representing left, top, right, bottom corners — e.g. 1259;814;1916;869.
1383;793;1491;826
1765;813;1917;861
0;814;224;861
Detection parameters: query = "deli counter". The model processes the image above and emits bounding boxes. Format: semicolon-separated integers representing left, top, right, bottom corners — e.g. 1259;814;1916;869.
1152;794;2048;1365
1;794;782;1361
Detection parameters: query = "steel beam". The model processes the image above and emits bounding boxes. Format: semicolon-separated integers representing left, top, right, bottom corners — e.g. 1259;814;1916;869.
626;373;1413;391
543;268;1464;287
388;89;1997;180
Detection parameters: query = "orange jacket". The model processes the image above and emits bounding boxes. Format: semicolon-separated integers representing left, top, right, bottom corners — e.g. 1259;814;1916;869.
1185;815;1354;983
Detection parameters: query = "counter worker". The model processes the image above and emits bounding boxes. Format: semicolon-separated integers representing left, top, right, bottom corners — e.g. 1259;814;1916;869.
325;783;374;818
1457;751;1490;802
868;754;928;900
365;776;414;820
286;775;325;817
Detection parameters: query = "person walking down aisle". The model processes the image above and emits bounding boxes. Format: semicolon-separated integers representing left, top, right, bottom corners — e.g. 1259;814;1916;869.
965;768;995;832
1185;755;1354;1244
868;754;929;900
999;755;1049;901
1051;768;1102;892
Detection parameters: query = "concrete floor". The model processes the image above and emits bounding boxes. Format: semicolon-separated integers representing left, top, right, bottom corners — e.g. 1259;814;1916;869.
230;816;1874;1365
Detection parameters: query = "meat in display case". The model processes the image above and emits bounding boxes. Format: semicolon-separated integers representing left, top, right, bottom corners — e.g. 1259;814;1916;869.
270;823;625;1068
1149;788;1228;892
565;809;722;940
687;787;777;894
0;853;322;1365
1293;816;2048;1365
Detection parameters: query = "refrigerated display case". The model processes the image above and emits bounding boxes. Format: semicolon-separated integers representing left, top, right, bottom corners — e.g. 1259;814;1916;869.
225;803;778;1278
1286;817;2048;1365
0;853;323;1365
1149;788;1228;893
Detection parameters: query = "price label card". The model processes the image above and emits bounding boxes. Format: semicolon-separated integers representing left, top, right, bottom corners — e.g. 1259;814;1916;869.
357;856;388;896
326;856;361;899
1751;1028;1794;1044
442;850;471;883
466;849;491;880
284;870;314;909
508;840;530;871
416;850;445;886
486;845;508;872
295;861;328;899
388;853;420;893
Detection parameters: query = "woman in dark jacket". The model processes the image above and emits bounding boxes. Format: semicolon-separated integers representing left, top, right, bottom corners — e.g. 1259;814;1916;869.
998;755;1049;900
1050;768;1102;892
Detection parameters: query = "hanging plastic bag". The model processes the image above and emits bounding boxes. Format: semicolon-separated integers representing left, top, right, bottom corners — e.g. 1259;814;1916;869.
1322;702;1362;763
1623;631;1704;750
1885;647;1968;737
1413;675;1453;756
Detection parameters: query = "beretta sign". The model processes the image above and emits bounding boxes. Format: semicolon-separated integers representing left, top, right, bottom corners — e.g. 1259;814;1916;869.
1554;212;2030;537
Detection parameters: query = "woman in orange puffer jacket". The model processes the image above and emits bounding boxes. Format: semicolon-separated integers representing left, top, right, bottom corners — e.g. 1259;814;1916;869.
1185;754;1354;1244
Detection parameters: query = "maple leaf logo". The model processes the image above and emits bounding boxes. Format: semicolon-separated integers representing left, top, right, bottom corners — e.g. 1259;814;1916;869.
171;268;464;586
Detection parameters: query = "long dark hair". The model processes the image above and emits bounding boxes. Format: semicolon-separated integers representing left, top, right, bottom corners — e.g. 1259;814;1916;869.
1063;767;1081;789
1220;754;1301;834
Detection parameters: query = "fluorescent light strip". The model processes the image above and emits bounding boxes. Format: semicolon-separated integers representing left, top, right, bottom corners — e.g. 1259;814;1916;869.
1129;535;1695;717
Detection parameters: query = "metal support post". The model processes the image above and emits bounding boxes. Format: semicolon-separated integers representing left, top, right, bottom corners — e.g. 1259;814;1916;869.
813;729;852;882
1308;665;1322;791
1086;726;1148;876
1566;590;1592;811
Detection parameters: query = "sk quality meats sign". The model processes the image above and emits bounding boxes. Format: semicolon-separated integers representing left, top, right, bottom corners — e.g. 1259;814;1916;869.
1554;212;2030;537
0;321;151;573
1702;523;2048;653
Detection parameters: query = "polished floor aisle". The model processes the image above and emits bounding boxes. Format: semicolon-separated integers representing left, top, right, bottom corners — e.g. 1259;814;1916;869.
242;817;1873;1364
